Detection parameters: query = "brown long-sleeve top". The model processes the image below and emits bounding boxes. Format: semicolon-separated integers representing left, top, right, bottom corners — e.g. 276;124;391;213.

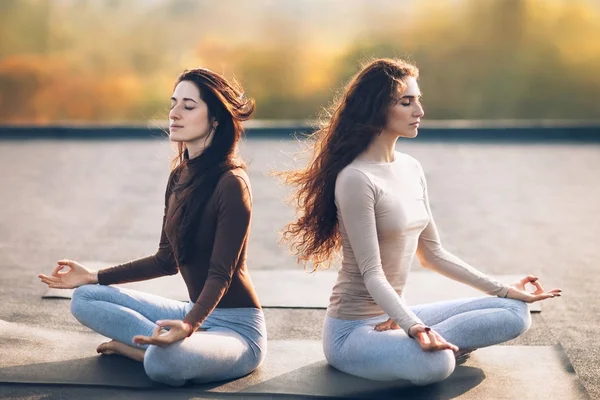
97;166;261;330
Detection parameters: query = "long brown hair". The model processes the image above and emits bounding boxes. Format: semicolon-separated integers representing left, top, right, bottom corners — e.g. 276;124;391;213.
280;58;419;271
167;68;254;264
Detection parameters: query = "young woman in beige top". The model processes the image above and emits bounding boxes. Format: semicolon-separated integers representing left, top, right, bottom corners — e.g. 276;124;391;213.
280;58;561;385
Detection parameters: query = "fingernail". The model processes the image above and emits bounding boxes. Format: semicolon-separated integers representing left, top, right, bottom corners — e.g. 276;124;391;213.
424;327;431;332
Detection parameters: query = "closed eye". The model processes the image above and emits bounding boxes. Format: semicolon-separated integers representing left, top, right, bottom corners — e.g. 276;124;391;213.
170;97;198;110
401;95;422;107
169;104;195;111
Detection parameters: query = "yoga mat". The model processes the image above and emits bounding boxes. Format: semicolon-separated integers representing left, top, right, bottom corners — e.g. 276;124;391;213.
240;344;588;399
0;320;587;399
0;320;157;389
42;262;541;312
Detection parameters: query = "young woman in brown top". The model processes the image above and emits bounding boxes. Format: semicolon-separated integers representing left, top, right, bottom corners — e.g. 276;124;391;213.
38;68;266;386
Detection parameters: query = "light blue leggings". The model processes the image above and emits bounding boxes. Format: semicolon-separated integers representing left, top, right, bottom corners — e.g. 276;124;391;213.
70;284;267;387
323;296;531;386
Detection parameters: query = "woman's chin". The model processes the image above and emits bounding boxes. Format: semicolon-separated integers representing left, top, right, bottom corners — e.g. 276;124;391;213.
168;133;185;142
398;130;419;139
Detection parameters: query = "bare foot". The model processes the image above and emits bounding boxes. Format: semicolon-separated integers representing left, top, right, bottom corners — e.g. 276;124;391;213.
96;340;145;362
454;348;476;365
374;318;400;332
96;340;118;355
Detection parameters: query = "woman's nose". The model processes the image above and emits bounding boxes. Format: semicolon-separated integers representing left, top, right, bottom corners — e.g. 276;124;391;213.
414;103;424;118
169;106;181;121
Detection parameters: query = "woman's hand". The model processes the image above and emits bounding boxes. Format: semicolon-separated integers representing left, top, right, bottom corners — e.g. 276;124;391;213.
38;259;98;289
408;324;459;352
375;319;458;352
133;320;193;347
505;275;561;303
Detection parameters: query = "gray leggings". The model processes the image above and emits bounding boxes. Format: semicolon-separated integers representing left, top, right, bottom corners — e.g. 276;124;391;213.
323;296;531;385
70;284;267;386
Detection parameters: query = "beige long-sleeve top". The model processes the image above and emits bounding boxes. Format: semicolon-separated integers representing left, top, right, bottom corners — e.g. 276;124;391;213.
327;151;509;335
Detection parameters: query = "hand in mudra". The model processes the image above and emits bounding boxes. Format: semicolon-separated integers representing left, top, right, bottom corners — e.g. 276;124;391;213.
133;320;193;347
505;275;561;303
409;324;459;352
374;319;459;352
38;259;97;289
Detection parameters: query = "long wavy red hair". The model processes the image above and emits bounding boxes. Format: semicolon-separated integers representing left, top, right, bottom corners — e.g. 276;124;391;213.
279;58;419;271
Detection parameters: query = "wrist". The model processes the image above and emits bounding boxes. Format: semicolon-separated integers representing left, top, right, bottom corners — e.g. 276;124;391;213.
408;323;425;339
183;322;194;337
88;271;99;284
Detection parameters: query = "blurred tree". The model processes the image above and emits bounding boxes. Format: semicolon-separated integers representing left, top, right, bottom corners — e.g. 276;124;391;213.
0;0;51;57
0;0;599;122
0;55;45;121
336;0;600;120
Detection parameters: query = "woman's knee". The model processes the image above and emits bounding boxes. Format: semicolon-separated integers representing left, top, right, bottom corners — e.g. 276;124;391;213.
408;350;455;386
70;284;99;321
143;346;187;387
504;298;532;338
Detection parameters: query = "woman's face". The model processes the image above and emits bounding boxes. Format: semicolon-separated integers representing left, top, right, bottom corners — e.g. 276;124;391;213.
383;76;424;139
169;80;215;145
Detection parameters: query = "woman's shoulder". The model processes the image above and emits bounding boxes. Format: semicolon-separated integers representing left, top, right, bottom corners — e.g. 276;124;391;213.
395;151;419;164
396;151;424;173
336;163;374;189
217;167;252;196
220;167;249;182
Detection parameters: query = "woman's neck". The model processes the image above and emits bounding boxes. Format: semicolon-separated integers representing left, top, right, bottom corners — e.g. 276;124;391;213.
185;132;215;160
186;145;205;160
360;133;398;163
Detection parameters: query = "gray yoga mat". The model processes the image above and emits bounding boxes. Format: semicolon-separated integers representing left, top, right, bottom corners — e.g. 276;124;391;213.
42;262;541;312
0;320;588;399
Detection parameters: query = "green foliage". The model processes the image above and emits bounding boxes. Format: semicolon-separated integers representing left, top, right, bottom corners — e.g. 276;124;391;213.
0;0;599;122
